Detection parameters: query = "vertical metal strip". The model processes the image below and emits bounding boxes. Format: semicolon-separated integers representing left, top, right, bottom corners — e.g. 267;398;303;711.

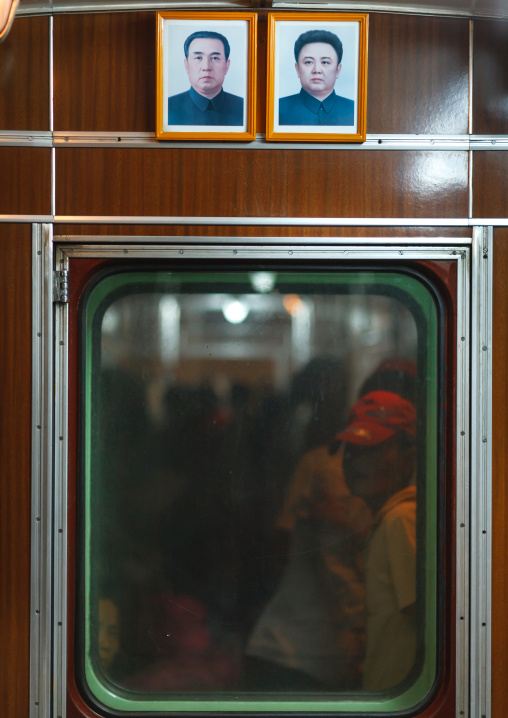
50;15;55;217
30;223;54;718
53;247;69;718
470;226;492;718
469;19;473;136
456;244;471;718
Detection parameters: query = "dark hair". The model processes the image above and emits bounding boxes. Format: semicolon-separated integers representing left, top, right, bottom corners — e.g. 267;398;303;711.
294;29;343;65
184;31;230;61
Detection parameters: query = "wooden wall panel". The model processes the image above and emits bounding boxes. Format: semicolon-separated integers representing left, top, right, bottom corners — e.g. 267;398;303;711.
492;228;508;718
472;152;508;217
54;12;156;132
0;224;32;718
367;14;469;134
55;224;471;238
56;148;469;218
52;11;469;136
473;19;508;135
0;16;50;131
0;148;51;215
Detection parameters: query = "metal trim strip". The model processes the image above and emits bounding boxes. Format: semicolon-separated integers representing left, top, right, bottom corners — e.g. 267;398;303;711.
57;244;467;259
469;226;492;718
30;224;54;718
455;238;471;718
16;0;508;19
53;247;69;718
0;215;54;222
51;132;471;150
53;216;472;226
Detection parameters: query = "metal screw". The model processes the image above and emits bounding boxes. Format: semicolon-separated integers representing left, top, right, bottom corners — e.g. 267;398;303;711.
288;250;293;255
482;346;487;351
461;431;465;436
233;250;237;254
460;523;465;528
37;332;42;337
482;437;487;443
461;337;465;341
179;250;184;254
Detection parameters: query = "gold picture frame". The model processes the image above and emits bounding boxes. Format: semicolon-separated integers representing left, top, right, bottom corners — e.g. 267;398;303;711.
266;12;368;143
156;12;257;141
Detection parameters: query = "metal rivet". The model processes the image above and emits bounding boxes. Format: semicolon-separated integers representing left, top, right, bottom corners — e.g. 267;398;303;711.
482;622;486;626
452;250;457;255
461;337;465;341
60;341;64;346
483;530;487;534
117;137;121;142
35;702;39;706
460;431;465;436
123;249;128;254
482;437;487;443
37;332;42;337
344;250;348;255
460;523;465;527
460;616;464;620
377;139;382;144
58;621;62;626
179;250;184;254
64;137;69;142
59;436;63;440
491;139;496;145
399;251;403;255
483;248;488;253
288;250;293;255
233;250;237;254
37;425;41;429
36;517;40;522
482;346;487;351
35;610;40;614
58;529;63;533
37;250;41;255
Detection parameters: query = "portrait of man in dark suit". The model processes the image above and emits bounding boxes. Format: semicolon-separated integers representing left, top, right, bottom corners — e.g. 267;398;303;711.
168;30;244;126
279;29;354;127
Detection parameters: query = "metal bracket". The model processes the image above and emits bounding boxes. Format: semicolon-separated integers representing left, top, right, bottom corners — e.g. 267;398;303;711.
53;270;69;304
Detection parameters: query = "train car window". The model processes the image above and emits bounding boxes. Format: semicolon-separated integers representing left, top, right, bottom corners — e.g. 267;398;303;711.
77;266;442;714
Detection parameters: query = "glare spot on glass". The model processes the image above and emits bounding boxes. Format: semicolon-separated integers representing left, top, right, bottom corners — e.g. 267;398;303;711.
102;307;120;334
222;298;249;324
291;297;313;369
159;296;180;363
250;272;277;294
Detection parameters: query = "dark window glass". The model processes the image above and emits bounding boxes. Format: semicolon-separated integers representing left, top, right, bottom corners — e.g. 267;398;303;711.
80;268;439;713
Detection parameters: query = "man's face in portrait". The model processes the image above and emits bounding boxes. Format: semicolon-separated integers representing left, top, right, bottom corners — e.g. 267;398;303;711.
184;37;230;99
295;42;341;101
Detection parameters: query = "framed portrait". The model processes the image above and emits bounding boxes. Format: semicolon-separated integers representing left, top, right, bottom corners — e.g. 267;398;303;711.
156;12;257;141
266;13;368;142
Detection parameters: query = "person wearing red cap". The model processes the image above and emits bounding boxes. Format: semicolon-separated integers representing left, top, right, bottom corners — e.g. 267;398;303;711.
336;390;418;691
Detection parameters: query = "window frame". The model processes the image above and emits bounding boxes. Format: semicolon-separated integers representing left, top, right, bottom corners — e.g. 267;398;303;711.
33;234;482;718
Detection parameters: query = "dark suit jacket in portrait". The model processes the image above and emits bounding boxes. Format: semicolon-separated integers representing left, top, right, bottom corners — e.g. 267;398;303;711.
279;88;354;126
168;86;244;126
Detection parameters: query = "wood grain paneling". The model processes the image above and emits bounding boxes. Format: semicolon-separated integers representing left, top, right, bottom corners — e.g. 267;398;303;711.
51;11;469;136
0;224;32;718
473;20;508;135
367;14;469;134
54;12;156;132
55;224;471;238
472;152;508;218
0;148;51;215
56;148;469;218
492;228;508;718
0;16;50;131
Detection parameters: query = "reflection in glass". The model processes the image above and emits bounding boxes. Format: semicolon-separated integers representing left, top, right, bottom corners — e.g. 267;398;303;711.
82;270;437;709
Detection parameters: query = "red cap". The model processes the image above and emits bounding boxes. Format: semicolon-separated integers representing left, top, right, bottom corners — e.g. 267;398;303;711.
334;390;416;446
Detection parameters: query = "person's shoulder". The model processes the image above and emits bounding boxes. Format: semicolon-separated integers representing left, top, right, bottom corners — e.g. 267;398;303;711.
222;91;243;108
168;90;191;105
334;93;355;108
279;93;303;109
